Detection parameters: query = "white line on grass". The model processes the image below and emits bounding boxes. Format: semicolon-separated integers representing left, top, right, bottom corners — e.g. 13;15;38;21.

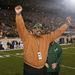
0;48;23;51
61;65;75;70
14;55;23;58
0;56;4;58
62;47;75;50
0;53;23;59
4;55;10;57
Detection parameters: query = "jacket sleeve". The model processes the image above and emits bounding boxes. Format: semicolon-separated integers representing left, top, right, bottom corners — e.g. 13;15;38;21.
56;46;62;64
16;14;30;42
50;24;68;42
42;24;68;42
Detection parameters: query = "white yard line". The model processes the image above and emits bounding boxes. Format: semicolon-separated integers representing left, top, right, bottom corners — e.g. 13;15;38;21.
0;56;4;58
14;55;23;58
61;65;75;70
62;47;75;50
0;48;23;51
0;53;23;58
63;53;75;55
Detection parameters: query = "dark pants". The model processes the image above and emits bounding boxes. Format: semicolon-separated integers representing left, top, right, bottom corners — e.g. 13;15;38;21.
23;63;46;75
47;72;59;75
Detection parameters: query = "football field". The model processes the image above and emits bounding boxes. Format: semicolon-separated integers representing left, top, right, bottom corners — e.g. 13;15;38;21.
0;44;75;75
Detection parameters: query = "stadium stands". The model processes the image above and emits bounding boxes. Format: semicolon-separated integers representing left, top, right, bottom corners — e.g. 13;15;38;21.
0;0;75;50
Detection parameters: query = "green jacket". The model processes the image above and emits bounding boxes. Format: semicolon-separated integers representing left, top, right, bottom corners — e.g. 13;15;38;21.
47;42;62;72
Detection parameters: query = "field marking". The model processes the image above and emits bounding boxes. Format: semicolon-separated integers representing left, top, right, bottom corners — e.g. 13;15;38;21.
14;55;23;58
16;53;23;56
0;48;23;51
0;47;74;51
0;53;75;70
13;53;23;58
0;47;75;59
62;47;75;50
4;55;10;57
0;53;23;58
0;56;4;58
63;53;75;55
61;65;75;70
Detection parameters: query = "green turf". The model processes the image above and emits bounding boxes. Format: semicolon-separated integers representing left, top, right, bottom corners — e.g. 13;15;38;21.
0;50;23;75
0;44;75;75
60;44;75;75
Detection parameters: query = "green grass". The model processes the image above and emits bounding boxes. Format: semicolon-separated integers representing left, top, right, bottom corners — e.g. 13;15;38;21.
0;50;23;75
60;44;75;75
0;44;75;75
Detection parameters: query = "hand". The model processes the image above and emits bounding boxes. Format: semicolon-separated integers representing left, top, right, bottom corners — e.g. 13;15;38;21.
15;5;23;15
52;63;57;69
66;16;71;25
45;63;49;68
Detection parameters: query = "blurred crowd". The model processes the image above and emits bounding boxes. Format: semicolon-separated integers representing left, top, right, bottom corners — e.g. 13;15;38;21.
0;37;75;50
59;37;74;44
0;40;23;50
0;7;75;39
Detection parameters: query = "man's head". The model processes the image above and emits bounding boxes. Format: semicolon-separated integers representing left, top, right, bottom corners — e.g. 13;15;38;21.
32;23;43;37
50;40;55;45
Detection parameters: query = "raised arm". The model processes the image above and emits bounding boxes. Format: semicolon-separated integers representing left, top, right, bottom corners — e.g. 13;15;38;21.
44;17;71;42
15;5;30;42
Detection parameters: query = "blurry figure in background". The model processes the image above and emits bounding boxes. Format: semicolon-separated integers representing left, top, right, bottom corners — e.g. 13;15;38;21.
70;38;73;43
66;38;69;44
7;41;13;49
13;41;17;49
7;41;11;49
1;42;5;50
12;40;18;49
45;41;62;75
0;41;4;50
19;41;23;49
59;38;64;44
9;41;13;49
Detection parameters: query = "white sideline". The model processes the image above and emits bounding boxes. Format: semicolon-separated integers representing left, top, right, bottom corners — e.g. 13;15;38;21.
61;65;75;70
62;47;75;50
0;53;23;58
0;47;75;51
0;48;23;51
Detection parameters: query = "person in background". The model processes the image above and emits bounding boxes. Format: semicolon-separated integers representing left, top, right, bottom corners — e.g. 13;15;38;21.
45;41;62;75
0;41;4;50
19;41;23;49
15;5;71;75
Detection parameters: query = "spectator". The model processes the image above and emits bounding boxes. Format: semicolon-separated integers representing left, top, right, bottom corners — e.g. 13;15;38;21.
12;40;18;49
7;41;10;49
19;41;23;49
45;41;62;75
0;41;4;50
